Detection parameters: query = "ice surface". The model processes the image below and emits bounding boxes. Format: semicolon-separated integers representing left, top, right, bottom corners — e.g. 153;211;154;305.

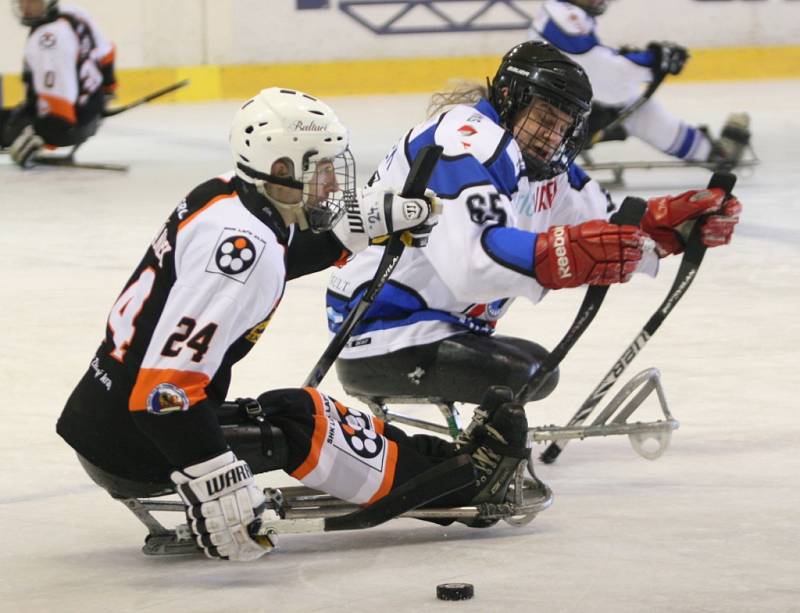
1;80;799;612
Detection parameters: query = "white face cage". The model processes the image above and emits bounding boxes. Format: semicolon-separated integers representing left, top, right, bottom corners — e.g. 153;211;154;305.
301;147;357;233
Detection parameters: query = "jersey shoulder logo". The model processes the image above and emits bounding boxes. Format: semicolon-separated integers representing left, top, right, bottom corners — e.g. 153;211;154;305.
147;383;189;415
39;32;57;49
206;228;266;283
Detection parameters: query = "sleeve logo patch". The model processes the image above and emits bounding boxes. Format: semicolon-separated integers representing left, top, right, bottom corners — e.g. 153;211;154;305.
147;383;190;415
206;228;266;283
39;32;57;49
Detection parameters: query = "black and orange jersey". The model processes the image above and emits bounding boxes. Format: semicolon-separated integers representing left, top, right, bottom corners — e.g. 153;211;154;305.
58;173;346;481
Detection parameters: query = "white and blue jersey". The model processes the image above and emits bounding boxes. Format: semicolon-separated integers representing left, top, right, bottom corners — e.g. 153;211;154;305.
325;99;617;359
529;0;710;161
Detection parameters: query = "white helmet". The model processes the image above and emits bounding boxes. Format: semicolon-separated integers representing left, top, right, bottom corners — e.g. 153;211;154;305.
229;87;356;232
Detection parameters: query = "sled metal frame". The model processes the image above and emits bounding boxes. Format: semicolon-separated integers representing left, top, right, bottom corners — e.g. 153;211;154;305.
118;461;553;556
355;367;679;468
579;146;759;188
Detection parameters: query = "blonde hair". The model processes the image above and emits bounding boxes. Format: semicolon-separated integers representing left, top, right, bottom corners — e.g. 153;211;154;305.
427;80;489;118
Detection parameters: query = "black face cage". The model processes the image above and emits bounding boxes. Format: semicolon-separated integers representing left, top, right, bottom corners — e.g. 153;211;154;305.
302;147;357;233
511;89;587;181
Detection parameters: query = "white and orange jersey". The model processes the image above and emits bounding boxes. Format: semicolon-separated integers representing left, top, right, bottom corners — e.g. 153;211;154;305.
23;4;115;124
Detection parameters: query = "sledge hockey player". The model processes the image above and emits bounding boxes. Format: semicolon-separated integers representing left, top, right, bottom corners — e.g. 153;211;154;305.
528;0;750;168
325;41;742;406
0;0;117;168
57;87;534;561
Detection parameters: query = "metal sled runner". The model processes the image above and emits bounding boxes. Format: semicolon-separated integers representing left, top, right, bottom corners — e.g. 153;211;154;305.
119;458;553;557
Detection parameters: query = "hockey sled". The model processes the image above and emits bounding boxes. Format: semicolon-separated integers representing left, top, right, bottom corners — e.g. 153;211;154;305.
118;453;552;557
355;367;679;476
578;147;759;188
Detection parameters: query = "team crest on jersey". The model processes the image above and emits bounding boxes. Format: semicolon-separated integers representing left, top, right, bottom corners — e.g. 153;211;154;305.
146;383;189;415
457;124;478;150
206;228;266;283
39;32;57;49
335;403;384;460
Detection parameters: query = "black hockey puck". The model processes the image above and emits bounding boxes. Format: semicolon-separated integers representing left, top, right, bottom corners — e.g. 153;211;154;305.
436;583;474;601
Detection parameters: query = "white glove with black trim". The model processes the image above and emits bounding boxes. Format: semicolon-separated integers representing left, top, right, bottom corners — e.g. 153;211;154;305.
171;450;275;561
333;185;441;254
9;125;44;169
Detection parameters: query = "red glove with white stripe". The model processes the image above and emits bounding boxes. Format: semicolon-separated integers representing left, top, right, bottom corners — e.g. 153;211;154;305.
641;188;742;257
534;220;645;289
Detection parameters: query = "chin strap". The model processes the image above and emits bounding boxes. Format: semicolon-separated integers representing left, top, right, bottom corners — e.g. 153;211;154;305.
255;183;310;231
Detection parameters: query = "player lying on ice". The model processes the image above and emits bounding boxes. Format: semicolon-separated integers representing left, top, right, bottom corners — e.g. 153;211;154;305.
528;0;750;168
57;87;536;561
0;0;117;168
326;41;742;407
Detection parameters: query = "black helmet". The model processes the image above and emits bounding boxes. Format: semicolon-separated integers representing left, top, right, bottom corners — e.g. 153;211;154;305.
13;0;60;27
489;41;593;180
566;0;609;17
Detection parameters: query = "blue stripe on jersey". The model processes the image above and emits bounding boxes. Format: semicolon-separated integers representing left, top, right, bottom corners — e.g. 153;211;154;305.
406;101;518;199
620;49;655;67
481;226;537;277
540;19;599;54
326;287;495;336
567;162;591;190
673;125;698;159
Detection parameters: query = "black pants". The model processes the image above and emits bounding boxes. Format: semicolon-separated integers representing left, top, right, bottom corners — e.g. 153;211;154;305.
336;333;559;404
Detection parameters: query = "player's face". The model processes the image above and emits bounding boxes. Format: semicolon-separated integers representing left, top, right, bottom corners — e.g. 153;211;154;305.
513;98;573;164
266;159;303;204
18;0;46;20
305;159;339;207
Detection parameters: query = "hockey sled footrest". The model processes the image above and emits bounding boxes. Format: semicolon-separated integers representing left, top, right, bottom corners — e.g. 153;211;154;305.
530;368;679;460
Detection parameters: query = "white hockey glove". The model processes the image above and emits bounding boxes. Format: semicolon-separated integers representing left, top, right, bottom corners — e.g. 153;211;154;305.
9;125;44;169
171;451;275;561
333;185;441;254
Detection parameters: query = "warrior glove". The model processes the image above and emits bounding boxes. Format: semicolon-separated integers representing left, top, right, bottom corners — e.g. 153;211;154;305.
648;41;689;78
333;185;441;254
641;188;742;257
9;125;44;169
171;451;275;561
534;220;645;289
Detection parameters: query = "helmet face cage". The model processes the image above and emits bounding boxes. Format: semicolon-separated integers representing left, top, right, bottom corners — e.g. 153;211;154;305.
301;147;356;233
510;87;587;180
568;0;608;16
12;0;58;26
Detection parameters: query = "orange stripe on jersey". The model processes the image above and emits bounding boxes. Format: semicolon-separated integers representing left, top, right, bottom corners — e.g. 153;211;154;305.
128;368;210;412
364;440;398;506
99;44;116;66
291;388;329;480
39;93;76;124
177;190;236;233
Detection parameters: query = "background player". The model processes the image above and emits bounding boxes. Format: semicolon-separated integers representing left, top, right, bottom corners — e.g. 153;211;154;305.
57;87;531;562
528;0;750;168
0;0;116;168
326;41;742;407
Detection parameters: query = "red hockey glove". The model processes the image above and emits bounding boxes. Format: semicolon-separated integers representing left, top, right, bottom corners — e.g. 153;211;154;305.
641;188;741;256
534;220;645;290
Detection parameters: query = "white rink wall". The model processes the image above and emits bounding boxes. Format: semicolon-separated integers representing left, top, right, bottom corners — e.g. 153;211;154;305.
2;0;800;73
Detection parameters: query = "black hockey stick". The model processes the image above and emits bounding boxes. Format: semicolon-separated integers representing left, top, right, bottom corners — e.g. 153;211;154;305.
250;454;474;543
302;144;444;388
540;171;737;464
590;71;666;146
102;79;190;118
515;196;649;403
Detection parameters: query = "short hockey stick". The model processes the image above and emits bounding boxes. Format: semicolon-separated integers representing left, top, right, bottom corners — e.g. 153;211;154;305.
102;79;190;118
302;144;444;388
540;171;737;464
590;71;666;146
515;196;649;403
